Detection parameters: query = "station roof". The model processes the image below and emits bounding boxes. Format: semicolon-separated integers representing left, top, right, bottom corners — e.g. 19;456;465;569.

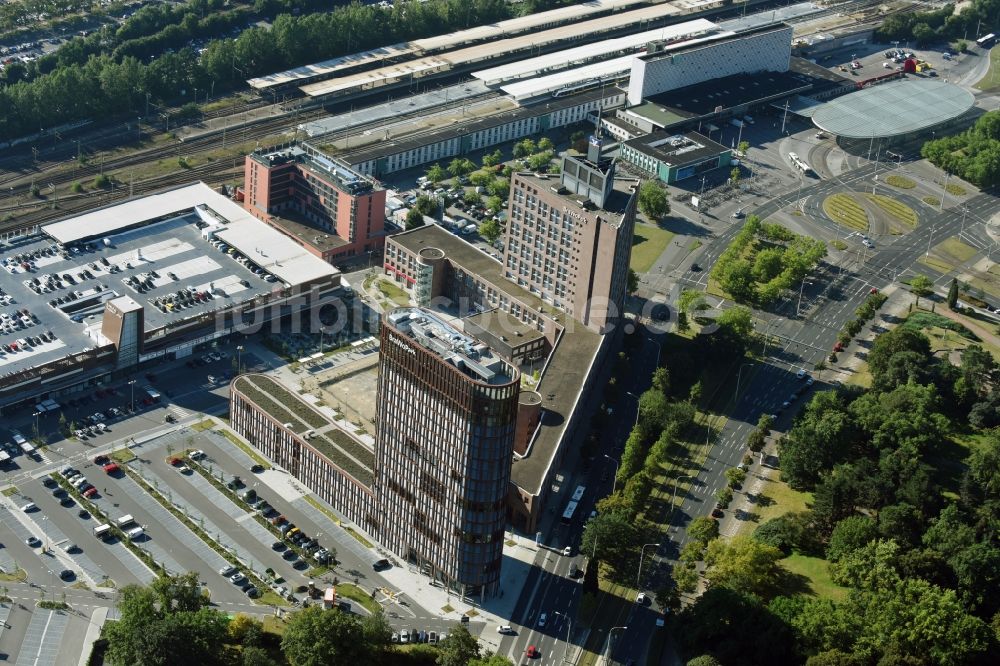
249;0;649;91
499;56;629;101
811;79;975;139
300;0;688;98
625;131;730;166
42;183;339;287
473;18;721;86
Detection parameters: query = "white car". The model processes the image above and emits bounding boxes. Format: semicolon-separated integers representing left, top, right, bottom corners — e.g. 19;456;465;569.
637;592;647;604
537;613;547;628
498;625;513;634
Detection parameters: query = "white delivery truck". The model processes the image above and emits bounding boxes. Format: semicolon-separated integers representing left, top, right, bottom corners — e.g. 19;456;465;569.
93;524;112;540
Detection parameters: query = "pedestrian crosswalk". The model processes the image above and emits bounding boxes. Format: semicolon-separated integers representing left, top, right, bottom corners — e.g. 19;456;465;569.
168;405;191;420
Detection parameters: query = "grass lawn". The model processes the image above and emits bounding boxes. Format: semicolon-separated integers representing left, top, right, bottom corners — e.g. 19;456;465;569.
865;194;917;227
0;568;26;582
631;222;675;273
846;365;872;388
923;195;941;207
884;174;916;189
938;237;978;263
336;582;381;614
968;275;1000;299
918;254;953;274
110;449;136;463
945;182;967;197
755;475;812;524
780;554;849;602
822;193;869;231
975;46;1000;90
1;486;18;497
376;279;410;306
191;419;215;432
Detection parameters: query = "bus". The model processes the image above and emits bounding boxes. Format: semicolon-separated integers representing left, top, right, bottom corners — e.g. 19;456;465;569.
561;485;587;524
561;501;579;524
977;33;996;48
788;152;814;176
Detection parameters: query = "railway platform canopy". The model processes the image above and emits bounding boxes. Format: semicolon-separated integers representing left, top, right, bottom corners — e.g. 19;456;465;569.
472;18;722;86
811;80;975;140
500;56;633;103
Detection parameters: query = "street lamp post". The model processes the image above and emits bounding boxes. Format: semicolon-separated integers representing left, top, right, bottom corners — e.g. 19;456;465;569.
236;345;244;374
32;411;42;441
552;611;573;664
669;475;694;532
762;318;783;358
604;454;620;494
636;542;661;590
734;362;755;403
626;391;641;432
796;278;814;317
603;626;628;666
128;379;136;413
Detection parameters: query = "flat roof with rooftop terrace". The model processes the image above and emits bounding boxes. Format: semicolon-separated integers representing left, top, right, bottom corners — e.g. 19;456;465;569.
385;308;517;386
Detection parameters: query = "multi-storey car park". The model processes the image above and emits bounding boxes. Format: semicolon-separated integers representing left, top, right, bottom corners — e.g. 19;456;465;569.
0;183;341;414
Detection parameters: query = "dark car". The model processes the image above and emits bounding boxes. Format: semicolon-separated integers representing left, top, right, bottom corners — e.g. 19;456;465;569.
712;508;724;518
42;477;57;488
78;509;90;519
690;263;701;272
59;569;75;581
271;541;286;552
250;464;264;473
372;558;391;571
60;496;76;507
94;455;109;465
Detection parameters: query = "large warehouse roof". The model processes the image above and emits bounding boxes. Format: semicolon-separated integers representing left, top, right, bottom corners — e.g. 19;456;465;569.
812;80;975;139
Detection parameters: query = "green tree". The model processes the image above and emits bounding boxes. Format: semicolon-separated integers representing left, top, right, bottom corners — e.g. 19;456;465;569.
580;511;642;563
737;140;750;155
426;163;445;184
361;611;394;660
479;218;501;244
627;268;639;294
687;657;722;666
827;515;878;562
677;289;708;315
703;536;785;598
673;563;699;593
538;137;554;152
716;486;733;508
405;208;425;230
726;467;746;488
638;181;670;219
151;571;207;613
652;367;670;394
436;623;481;666
281;606;367;666
689;516;720;544
470;170;492;187
947;277;959;309
228;613;264;644
488;178;509;199
463;189;482;206
481;149;503;168
909;274;933;307
241;647;279;666
486;195;504;213
513;139;536;158
469;656;514;666
747;428;766;453
730;167;741;184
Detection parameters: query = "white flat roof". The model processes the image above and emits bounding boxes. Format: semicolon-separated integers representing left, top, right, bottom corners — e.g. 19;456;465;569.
474;18;719;85
501;56;634;101
247;43;412;90
301;1;685;98
42;183;339;287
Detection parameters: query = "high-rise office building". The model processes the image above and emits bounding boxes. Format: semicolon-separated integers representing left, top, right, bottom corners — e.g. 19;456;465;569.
503;137;638;333
375;307;520;598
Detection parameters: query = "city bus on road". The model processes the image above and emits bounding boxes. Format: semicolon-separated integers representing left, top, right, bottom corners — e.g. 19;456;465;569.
561;485;587;524
977;33;996;48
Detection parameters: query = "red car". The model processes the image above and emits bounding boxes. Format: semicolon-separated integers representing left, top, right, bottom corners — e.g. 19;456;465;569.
102;463;120;474
82;487;98;498
168;457;182;467
526;646;541;659
833;342;844;352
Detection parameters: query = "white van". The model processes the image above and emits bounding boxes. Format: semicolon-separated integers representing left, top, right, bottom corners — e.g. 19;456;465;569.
116;514;135;528
20;502;37;512
126;526;144;540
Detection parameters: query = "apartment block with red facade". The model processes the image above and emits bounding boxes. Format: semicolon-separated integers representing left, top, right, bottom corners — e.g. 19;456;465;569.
243;142;386;264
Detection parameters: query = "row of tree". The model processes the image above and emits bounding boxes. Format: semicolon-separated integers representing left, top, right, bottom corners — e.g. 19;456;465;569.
0;0;527;141
922;110;1000;187
673;320;1000;664
873;0;1000;47
710;216;827;306
102;571;515;665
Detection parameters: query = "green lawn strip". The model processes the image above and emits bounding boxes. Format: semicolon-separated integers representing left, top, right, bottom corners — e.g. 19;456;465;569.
945;182;967;196
968;275;1000;299
53;472;166;578
923;196;941;207
780;554;849;602
631;222;676;273
901;311;979;341
376;279;410;306
0;568;27;582
884;174;916;189
216;427;272;470
190;419;215;432
917;255;953;274
865;194;917;227
937;237;978;263
975;47;1000;90
233;377;309;435
309;433;374;486
822;193;869;231
1;486;18;497
334;582;382;614
110;448;136;464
